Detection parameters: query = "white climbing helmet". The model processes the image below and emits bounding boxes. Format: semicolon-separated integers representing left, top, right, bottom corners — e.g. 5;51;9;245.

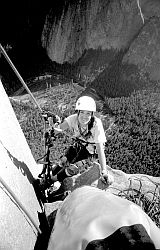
75;96;96;112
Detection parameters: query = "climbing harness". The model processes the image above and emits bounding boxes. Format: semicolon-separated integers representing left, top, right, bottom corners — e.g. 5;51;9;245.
36;129;98;203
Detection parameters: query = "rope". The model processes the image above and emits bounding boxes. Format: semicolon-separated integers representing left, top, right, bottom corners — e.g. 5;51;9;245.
0;44;42;112
0;176;41;234
0;44;57;165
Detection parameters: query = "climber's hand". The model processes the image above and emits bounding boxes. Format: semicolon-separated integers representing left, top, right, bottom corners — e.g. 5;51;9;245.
46;115;61;131
49;115;61;126
52;115;61;132
101;170;114;185
54;115;61;124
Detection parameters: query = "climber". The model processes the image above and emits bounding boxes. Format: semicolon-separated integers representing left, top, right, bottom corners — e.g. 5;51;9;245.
47;186;160;250
50;95;114;186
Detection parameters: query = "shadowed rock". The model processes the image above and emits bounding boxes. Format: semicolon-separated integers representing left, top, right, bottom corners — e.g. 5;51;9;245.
63;162;160;198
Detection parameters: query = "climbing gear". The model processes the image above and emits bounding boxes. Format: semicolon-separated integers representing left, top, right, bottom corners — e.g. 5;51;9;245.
37;114;59;180
51;164;62;176
0;44;111;203
56;168;69;182
0;44;61;180
66;138;96;163
0;44;60;166
75;96;96;112
0;44;66;203
37;133;97;200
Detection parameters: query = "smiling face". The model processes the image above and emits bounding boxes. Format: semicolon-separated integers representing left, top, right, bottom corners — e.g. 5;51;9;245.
78;110;92;125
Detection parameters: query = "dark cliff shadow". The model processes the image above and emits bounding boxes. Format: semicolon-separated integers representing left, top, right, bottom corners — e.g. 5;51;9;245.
0;140;56;246
0;140;46;207
0;140;35;184
34;210;57;250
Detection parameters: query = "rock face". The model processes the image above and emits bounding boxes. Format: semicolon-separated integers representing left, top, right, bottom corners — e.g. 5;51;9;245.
44;162;160;242
0;80;42;249
47;185;160;250
62;162;160;227
63;162;160;196
42;0;160;97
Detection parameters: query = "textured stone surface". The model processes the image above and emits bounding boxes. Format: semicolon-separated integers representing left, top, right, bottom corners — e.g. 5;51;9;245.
42;0;160;88
44;162;160;229
0;80;42;249
63;162;160;201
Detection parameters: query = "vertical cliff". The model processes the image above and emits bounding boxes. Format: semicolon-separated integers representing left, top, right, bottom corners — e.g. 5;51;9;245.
42;0;160;97
0;80;42;249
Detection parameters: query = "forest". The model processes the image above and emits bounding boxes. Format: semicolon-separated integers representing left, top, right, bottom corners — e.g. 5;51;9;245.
11;82;160;177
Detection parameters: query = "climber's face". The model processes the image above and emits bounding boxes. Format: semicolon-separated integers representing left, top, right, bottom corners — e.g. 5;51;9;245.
78;110;92;125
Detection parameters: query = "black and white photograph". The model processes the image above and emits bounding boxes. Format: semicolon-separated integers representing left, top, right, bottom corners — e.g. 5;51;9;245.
0;0;160;249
